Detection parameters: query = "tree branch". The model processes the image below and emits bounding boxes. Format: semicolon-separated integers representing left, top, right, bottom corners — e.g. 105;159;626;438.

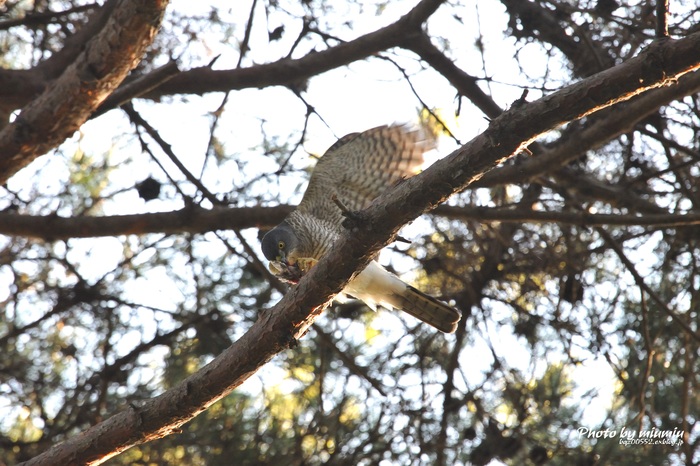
91;60;180;119
5;203;700;242
0;1;117;113
0;3;98;31
479;69;700;190
0;0;169;184
142;0;445;99
0;205;293;240
501;0;614;77
406;33;700;197
122;102;219;205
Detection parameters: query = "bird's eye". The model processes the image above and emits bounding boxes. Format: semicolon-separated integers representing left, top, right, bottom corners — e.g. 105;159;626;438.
278;240;285;250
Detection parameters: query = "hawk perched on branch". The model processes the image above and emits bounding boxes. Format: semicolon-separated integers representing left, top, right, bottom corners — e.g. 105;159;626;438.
261;124;461;333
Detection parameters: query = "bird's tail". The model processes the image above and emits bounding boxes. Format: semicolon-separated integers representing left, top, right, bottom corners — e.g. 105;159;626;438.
387;285;461;333
344;261;461;333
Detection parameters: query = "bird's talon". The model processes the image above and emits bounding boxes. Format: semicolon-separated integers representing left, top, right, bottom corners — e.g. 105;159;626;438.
332;193;364;230
296;257;318;273
340;210;363;230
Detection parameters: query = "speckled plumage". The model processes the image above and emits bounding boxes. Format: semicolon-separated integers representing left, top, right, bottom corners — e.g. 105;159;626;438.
261;124;461;333
285;124;432;259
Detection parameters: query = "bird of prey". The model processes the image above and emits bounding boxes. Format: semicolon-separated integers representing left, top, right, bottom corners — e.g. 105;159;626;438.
261;124;461;333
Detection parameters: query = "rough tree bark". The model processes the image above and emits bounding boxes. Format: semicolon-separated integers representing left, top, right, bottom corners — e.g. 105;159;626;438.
0;0;169;184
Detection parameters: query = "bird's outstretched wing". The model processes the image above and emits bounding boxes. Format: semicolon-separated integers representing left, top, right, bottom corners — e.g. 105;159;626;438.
296;124;435;234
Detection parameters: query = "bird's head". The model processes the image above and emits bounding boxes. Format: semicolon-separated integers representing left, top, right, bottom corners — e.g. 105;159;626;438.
261;221;304;283
261;221;299;266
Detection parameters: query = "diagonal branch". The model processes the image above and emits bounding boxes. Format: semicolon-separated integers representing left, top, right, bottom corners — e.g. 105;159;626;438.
0;2;118;113
122;102;219;205
406;32;700;198
143;0;445;99
0;0;169;184
19;31;700;466
480;69;700;190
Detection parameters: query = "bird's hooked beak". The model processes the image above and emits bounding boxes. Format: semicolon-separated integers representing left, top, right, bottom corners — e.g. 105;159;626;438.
276;249;288;264
277;250;299;269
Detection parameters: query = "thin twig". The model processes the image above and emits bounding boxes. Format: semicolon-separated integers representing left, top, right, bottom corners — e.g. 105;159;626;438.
656;0;670;38
596;227;700;344
331;193;352;217
379;54;461;145
314;325;388;397
237;0;258;67
201;92;230;178
123;103;220;206
635;292;655;429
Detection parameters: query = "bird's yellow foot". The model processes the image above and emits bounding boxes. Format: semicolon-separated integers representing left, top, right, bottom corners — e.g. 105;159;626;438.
296;257;318;274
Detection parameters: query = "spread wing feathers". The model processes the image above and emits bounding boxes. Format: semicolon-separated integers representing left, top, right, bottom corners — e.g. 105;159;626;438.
345;261;461;333
297;124;435;232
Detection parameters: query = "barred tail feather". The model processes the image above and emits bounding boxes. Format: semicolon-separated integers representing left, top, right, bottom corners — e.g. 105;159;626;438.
388;285;461;333
345;261;462;333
